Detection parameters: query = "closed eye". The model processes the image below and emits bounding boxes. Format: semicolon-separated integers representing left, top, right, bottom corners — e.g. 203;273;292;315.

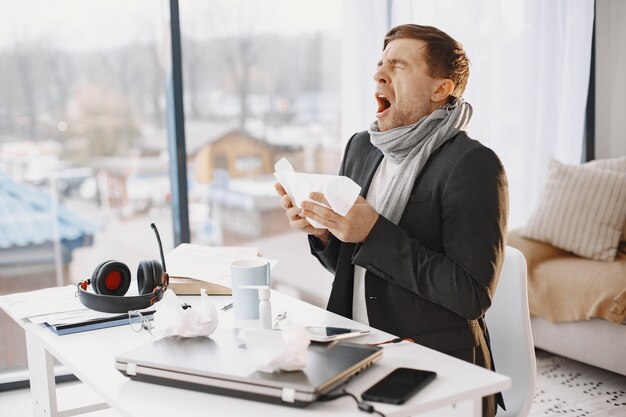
377;58;408;70
388;59;408;69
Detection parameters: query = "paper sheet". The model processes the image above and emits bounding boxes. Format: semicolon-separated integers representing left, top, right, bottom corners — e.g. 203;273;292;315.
0;285;87;320
165;244;277;289
30;308;121;325
273;157;362;229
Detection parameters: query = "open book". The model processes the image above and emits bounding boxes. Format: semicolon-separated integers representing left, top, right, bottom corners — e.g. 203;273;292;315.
164;244;262;295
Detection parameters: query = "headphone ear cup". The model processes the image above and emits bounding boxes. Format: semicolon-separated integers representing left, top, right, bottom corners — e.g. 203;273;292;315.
92;261;131;296
137;260;162;295
153;261;164;287
91;260;112;294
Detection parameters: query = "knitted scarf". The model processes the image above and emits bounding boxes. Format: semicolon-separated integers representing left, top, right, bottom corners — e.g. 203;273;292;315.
367;99;473;224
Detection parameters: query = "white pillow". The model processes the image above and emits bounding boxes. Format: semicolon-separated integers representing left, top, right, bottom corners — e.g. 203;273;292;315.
585;156;626;242
522;158;626;261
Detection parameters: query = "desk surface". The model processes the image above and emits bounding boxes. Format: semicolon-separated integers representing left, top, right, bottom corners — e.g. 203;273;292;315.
8;291;510;417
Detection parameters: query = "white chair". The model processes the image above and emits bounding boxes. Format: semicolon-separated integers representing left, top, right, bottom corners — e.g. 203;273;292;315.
485;246;536;417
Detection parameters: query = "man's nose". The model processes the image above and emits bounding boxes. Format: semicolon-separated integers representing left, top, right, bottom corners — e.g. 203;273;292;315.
373;67;389;84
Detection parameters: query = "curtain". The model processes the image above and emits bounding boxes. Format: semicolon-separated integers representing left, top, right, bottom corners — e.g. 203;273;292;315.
342;0;595;227
340;0;391;141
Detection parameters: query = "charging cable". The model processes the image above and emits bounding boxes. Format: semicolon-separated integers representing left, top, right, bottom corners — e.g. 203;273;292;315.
318;389;386;417
368;337;415;346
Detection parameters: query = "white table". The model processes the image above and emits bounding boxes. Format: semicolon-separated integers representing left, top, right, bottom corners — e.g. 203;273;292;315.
5;291;510;417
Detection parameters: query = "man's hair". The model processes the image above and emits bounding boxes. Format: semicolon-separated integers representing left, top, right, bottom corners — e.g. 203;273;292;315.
383;24;470;100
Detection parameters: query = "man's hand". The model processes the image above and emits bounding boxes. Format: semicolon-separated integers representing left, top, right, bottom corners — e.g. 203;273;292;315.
274;183;330;247
301;193;379;243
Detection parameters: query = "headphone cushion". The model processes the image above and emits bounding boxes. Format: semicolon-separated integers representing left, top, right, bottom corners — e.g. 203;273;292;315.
137;260;163;295
91;260;112;290
92;261;131;296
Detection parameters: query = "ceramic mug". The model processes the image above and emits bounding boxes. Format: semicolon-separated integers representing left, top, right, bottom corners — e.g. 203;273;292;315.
231;259;270;319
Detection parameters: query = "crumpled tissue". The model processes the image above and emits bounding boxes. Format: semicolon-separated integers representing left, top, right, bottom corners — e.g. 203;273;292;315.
242;324;311;373
151;289;219;338
274;157;361;229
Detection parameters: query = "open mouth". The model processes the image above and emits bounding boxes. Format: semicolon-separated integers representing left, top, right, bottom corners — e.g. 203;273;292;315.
376;93;392;114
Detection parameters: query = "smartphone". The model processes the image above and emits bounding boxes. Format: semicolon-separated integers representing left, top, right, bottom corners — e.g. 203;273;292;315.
361;367;437;405
305;326;369;342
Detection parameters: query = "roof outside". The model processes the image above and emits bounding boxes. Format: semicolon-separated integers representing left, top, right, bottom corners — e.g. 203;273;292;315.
0;176;97;250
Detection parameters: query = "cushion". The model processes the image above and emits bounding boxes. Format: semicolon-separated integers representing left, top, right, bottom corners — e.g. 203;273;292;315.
522;158;626;261
508;229;626;324
585;156;626;243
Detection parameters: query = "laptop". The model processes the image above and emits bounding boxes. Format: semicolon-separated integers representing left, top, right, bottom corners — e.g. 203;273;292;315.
115;327;383;407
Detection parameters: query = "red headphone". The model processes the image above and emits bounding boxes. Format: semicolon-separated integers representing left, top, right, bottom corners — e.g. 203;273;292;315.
77;223;169;313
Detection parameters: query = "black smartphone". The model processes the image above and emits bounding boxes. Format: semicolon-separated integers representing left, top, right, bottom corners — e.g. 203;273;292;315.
361;367;437;405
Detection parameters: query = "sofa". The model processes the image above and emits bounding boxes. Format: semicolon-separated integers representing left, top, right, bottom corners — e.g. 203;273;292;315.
508;228;626;376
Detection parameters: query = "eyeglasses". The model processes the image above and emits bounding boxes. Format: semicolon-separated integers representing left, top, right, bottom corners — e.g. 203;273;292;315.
273;311;287;329
128;310;154;335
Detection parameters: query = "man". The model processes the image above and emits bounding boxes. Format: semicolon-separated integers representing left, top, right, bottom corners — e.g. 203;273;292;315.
275;24;508;416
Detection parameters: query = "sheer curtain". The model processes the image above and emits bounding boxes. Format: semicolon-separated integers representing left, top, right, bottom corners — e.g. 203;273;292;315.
340;0;390;142
342;0;594;227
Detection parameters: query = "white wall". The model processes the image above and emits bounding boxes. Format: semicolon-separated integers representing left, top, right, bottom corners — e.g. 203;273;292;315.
595;0;626;158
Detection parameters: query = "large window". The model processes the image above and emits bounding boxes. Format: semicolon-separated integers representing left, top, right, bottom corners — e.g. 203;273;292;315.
0;0;173;377
0;0;346;380
179;0;343;303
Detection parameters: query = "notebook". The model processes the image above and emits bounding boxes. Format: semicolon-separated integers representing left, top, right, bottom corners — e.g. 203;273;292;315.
115;327;382;406
42;309;154;335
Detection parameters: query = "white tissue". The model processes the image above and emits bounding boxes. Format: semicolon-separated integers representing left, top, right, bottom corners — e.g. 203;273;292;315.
274;157;361;229
151;289;219;338
243;324;311;373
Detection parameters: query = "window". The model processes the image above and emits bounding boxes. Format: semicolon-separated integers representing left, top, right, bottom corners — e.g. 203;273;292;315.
180;0;343;304
0;0;345;382
0;0;171;378
235;155;262;173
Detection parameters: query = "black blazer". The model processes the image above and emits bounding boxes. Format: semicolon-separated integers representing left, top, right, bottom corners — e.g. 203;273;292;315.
309;130;508;409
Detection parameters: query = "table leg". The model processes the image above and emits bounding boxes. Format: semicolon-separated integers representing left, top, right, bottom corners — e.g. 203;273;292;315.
25;328;59;417
412;398;482;416
451;397;482;417
24;328;111;417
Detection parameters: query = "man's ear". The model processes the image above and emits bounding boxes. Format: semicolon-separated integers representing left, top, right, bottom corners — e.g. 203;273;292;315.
431;79;455;103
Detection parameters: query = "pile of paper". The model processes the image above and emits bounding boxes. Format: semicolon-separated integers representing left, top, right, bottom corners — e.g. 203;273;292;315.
165;244;277;294
0;285;143;335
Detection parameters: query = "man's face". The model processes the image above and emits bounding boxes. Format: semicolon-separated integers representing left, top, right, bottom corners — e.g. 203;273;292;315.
373;38;439;132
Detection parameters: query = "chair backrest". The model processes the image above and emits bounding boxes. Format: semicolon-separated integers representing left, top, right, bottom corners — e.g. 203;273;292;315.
485;246;536;417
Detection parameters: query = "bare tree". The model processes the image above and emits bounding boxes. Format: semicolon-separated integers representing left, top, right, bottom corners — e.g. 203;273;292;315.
204;0;266;130
183;37;204;119
99;47;139;97
148;45;165;127
13;42;39;140
45;46;74;122
232;34;256;129
67;84;140;163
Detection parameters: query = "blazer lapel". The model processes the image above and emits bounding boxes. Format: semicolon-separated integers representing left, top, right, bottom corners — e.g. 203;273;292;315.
358;147;384;198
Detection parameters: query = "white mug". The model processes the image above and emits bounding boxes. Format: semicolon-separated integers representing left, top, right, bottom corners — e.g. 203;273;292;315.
230;259;270;319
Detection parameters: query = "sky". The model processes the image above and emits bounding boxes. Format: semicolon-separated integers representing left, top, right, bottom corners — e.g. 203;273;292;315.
0;0;343;52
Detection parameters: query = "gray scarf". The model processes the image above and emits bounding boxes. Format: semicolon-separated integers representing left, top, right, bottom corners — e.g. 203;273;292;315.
368;99;473;225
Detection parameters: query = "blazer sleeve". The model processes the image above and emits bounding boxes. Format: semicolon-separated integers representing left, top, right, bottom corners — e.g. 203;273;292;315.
308;234;340;274
307;133;359;274
351;145;509;320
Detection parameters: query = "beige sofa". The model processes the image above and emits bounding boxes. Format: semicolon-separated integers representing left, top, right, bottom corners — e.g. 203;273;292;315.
508;229;626;376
